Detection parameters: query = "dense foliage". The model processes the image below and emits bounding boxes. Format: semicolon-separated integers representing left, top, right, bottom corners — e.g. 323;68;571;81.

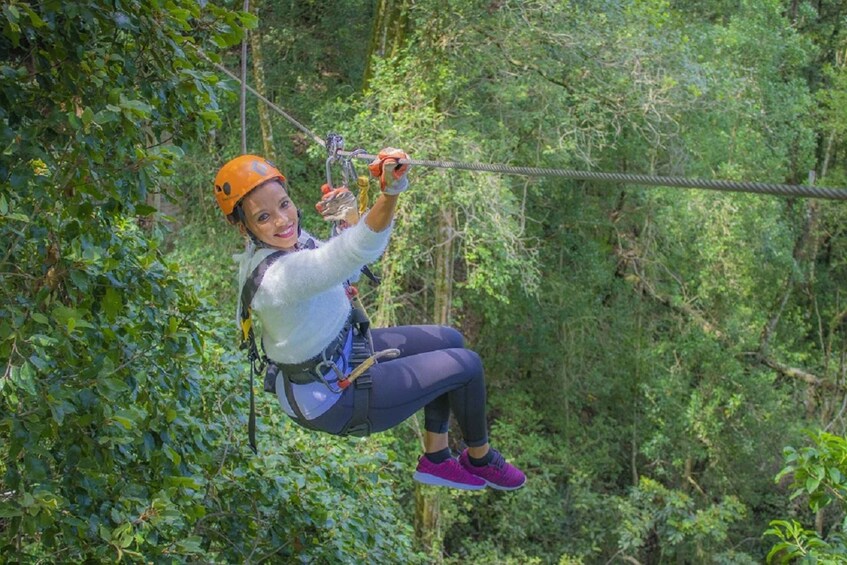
0;2;417;562
2;0;846;563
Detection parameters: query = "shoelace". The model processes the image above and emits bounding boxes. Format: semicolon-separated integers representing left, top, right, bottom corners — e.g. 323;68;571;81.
488;449;506;471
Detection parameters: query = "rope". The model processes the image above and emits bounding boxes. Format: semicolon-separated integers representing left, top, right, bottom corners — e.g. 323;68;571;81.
239;0;249;154
203;55;325;147
338;152;847;201
202;55;847;201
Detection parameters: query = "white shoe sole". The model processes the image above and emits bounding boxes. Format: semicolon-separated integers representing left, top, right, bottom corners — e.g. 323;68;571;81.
412;471;486;491
481;478;527;491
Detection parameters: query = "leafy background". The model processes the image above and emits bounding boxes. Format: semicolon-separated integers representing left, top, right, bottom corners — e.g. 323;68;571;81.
2;0;847;562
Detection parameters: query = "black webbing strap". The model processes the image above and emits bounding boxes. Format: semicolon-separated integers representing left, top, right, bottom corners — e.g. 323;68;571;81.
361;264;381;286
240;251;287;329
247;357;258;453
281;376;322;431
241;249;288;454
341;319;375;436
239;239;317;325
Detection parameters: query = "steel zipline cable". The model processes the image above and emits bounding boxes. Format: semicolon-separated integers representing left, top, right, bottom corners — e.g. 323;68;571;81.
334;152;847;201
238;0;249;155
205;54;847;202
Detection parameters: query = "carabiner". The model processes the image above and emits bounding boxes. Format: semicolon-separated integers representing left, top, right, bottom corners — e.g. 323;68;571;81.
325;133;345;190
341;148;367;188
314;358;346;393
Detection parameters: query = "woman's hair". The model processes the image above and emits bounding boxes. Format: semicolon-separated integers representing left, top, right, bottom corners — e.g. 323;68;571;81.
229;203;246;226
229;203;262;246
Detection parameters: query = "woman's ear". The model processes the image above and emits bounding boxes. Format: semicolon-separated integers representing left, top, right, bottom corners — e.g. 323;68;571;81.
237;222;247;236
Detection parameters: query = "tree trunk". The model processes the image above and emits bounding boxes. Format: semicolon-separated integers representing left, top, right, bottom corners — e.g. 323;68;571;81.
414;483;442;561
363;0;410;90
413;198;455;560
433;207;455;327
365;0;442;555
250;0;276;161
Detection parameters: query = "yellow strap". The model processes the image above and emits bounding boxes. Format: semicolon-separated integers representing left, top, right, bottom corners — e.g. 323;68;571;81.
357;175;370;214
241;314;253;343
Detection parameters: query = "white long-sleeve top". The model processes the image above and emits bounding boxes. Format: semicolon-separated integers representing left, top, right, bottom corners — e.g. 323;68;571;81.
241;217;392;419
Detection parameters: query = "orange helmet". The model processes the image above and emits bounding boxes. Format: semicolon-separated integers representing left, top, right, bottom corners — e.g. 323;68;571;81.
214;154;287;216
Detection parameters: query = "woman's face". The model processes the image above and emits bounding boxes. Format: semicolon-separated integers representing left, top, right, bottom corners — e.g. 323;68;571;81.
240;180;299;250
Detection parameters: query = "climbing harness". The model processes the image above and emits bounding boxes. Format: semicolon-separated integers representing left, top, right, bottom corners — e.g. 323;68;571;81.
239;244;399;450
202;52;847;201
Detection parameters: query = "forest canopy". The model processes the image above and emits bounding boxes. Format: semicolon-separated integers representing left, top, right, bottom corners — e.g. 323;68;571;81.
2;0;847;562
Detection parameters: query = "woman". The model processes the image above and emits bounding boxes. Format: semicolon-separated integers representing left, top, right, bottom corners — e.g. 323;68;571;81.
214;150;525;491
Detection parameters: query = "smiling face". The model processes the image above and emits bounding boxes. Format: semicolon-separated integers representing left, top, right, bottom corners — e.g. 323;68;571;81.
239;180;299;250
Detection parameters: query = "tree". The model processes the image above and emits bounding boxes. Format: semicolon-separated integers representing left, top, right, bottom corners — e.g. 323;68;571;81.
0;2;421;561
766;432;847;562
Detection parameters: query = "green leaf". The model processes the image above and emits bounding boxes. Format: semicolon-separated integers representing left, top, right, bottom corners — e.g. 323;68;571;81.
96;376;129;397
112;414;134;430
31;312;49;325
11;362;37;395
174;536;203;554
81;107;95;127
4;4;20;21
163;445;181;465
112;523;134;548
103;287;122;321
119;99;153;117
1;212;29;223
52;305;94;332
135;204;157;216
0;503;23;518
238;12;259;29
21;5;46;28
67;111;81;130
94;109;118;124
165;476;201;489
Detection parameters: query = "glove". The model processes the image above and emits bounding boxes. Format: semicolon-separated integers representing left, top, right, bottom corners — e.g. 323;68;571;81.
368;147;410;195
315;184;358;224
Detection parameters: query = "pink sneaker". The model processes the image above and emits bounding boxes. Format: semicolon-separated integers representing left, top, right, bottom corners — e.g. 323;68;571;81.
459;448;526;491
413;456;486;490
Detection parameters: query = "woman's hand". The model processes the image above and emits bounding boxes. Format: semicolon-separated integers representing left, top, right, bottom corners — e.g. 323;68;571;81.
315;185;359;226
368;148;410;195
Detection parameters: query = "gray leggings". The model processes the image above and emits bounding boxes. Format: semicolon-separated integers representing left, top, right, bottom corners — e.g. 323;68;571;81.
306;325;489;447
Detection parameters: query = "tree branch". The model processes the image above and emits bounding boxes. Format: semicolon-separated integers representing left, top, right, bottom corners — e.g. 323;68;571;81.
613;233;833;390
754;354;833;390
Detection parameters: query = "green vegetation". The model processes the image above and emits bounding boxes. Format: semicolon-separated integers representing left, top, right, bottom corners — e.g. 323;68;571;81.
2;0;846;562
